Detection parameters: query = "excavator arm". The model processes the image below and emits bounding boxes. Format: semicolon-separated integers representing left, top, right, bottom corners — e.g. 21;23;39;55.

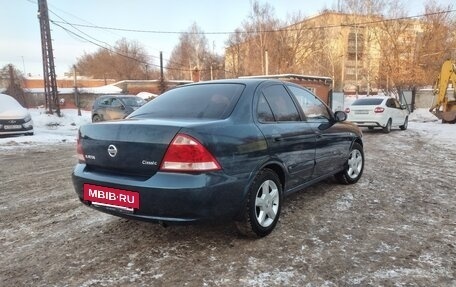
430;59;456;123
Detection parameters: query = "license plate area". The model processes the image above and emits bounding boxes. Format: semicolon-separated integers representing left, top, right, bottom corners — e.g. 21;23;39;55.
4;124;22;130
83;183;140;210
354;110;369;115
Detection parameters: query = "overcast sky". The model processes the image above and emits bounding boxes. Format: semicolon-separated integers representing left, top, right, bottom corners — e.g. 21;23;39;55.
0;0;454;77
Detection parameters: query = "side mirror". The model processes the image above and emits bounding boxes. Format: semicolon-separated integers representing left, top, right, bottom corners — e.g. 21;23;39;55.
334;111;347;122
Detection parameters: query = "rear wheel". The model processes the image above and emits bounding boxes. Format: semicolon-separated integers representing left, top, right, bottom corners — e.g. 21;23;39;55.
92;114;101;122
235;169;282;237
383;119;392;133
335;142;364;184
400;117;408;130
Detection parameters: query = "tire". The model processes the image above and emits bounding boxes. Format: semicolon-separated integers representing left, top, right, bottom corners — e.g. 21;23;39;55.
92;114;102;122
335;142;364;184
382;119;392;133
400;117;408;130
235;168;282;238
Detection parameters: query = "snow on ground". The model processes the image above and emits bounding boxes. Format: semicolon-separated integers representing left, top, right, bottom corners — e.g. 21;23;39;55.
0;108;454;150
0;108;91;150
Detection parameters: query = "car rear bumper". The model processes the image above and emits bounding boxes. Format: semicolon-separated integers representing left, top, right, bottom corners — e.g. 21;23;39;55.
72;164;249;224
351;121;383;127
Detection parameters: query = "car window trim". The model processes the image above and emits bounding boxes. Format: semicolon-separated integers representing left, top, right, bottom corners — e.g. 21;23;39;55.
285;83;333;123
257;83;303;123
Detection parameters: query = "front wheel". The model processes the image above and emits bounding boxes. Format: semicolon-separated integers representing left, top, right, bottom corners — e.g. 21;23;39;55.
335;142;364;184
400;117;408;130
235;169;282;237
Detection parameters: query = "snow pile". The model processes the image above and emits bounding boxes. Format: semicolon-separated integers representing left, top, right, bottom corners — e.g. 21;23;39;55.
0;108;91;149
409;108;439;123
26;84;122;95
408;109;455;146
136;91;158;100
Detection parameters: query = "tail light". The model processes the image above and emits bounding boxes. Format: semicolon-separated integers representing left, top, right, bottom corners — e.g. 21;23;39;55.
374;107;385;113
160;134;221;172
345;107;350;113
76;136;85;163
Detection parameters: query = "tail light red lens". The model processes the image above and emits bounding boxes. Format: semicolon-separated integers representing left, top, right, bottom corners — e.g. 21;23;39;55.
160;134;221;172
374;107;385;113
76;136;85;163
345;107;350;113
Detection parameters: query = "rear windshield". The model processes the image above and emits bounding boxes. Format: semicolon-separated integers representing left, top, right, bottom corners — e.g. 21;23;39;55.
128;83;245;120
120;97;145;107
352;98;384;105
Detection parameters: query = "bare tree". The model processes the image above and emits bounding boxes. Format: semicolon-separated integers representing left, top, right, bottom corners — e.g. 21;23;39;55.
166;23;221;81
0;64;27;106
225;29;247;77
414;0;456;85
75;38;152;81
273;12;322;75
304;13;345;90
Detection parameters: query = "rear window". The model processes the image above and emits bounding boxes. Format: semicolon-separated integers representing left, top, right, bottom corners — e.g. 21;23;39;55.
128;83;245;120
352;98;384;105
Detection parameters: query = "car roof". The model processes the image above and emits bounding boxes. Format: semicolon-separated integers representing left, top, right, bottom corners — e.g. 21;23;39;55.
98;94;137;98
181;78;286;87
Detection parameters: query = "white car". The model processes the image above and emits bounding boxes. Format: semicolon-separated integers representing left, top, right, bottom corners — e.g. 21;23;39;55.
345;96;409;133
0;93;34;136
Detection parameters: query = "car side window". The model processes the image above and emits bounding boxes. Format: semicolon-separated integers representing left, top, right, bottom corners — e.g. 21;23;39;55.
111;98;122;108
257;94;275;122
287;85;330;122
100;98;110;106
385;99;392;108
386;99;397;108
262;85;300;122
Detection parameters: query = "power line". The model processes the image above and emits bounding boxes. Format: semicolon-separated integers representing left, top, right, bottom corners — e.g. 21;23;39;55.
51;9;456;35
50;20;228;74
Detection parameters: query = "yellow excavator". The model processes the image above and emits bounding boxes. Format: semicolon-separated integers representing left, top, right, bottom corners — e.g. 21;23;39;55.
430;59;456;123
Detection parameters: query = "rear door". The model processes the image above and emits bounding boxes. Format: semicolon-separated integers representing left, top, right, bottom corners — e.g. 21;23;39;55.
106;98;126;120
255;83;316;190
392;98;408;125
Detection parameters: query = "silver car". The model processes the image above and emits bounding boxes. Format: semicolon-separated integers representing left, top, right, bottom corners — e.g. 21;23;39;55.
0;93;34;136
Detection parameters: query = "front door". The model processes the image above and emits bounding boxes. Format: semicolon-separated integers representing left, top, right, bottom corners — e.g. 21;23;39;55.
255;84;316;191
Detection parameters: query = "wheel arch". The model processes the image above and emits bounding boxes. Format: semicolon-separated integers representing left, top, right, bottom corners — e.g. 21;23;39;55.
261;163;286;191
235;160;286;221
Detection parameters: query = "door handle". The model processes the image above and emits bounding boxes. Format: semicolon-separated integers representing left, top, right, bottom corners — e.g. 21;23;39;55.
272;134;283;142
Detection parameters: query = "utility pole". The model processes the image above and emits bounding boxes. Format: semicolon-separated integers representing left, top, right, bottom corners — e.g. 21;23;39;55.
38;0;60;116
265;50;269;75
159;52;166;94
73;65;81;116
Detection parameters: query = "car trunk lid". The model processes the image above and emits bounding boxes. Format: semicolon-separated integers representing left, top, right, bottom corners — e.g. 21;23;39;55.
79;120;181;178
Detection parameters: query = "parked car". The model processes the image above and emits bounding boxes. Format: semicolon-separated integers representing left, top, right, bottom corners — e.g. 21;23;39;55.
0;93;34;136
345;96;409;133
73;79;364;237
91;95;146;122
